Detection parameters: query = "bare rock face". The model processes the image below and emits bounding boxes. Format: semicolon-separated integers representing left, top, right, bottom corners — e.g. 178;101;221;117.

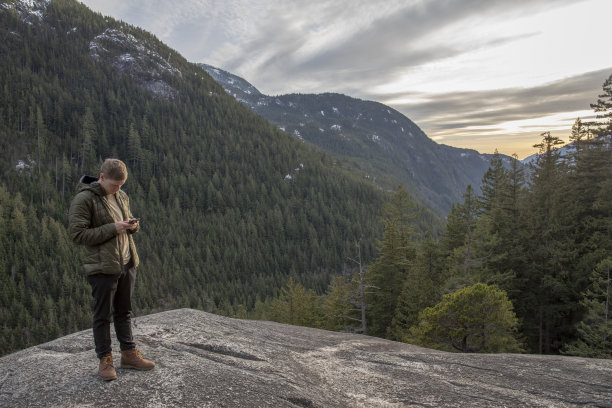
89;28;181;100
1;309;610;407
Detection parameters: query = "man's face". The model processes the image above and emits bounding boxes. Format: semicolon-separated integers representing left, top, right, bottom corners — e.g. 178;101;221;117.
99;173;126;195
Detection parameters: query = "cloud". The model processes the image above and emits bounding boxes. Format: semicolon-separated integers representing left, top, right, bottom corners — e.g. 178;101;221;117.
394;69;609;125
385;69;611;157
80;0;597;98
215;0;584;94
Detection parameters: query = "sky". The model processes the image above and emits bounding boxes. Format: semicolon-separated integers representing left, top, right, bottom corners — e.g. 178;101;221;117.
79;0;612;159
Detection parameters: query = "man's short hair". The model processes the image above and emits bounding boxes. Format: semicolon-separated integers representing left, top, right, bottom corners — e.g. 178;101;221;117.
101;158;128;181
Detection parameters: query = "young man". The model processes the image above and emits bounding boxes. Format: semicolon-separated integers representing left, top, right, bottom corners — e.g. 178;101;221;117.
69;158;155;381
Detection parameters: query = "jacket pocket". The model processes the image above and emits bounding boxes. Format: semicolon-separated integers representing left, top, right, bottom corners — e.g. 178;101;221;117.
83;246;102;275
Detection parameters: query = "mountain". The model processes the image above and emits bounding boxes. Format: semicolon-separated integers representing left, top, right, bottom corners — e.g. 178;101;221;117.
521;134;612;166
2;308;611;407
0;0;412;355
200;64;518;215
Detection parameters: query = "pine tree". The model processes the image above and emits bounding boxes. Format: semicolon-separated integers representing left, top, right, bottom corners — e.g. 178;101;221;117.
441;185;484;289
128;122;143;172
475;153;526;289
388;238;445;341
322;275;360;331
367;186;417;337
80;108;96;173
563;259;612;358
408;283;521;353
590;73;612;137
520;132;571;353
269;279;321;328
478;150;508;215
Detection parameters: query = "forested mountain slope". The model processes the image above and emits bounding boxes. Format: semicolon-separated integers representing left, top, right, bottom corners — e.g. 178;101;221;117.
0;0;444;355
200;64;518;215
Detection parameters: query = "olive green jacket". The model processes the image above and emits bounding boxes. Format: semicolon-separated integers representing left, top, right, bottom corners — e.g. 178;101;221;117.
68;175;140;275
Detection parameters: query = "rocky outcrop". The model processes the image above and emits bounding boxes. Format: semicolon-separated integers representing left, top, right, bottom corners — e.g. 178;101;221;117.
1;309;610;407
89;28;181;100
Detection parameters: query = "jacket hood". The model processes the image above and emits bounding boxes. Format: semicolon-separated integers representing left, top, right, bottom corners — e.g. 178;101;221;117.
77;175;106;196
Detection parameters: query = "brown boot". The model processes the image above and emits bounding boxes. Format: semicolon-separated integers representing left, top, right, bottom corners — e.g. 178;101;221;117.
99;354;118;381
120;348;155;371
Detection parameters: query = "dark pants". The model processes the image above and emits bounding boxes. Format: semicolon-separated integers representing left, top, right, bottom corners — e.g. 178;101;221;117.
87;262;136;359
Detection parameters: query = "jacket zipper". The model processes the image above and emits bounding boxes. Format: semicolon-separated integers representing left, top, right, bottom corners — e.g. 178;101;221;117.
100;193;125;267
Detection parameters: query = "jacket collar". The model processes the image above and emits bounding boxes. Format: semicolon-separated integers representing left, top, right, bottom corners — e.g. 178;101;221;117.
77;175;107;197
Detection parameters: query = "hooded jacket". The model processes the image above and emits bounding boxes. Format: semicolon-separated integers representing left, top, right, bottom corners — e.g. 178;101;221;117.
69;175;140;275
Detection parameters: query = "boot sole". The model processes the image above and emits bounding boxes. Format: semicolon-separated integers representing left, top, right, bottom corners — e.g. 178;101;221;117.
120;364;155;371
100;374;118;381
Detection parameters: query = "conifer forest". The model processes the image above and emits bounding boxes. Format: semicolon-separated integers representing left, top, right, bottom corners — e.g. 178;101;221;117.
0;0;610;359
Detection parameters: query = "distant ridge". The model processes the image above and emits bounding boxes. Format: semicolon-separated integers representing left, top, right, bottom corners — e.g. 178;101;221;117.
200;63;519;215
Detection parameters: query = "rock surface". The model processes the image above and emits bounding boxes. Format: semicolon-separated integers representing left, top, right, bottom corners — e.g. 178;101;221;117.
1;309;611;407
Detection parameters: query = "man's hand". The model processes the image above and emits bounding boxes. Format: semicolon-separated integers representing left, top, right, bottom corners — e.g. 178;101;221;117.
115;219;138;234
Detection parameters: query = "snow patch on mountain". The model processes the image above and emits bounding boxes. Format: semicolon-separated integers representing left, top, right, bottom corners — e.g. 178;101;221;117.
199;63;261;100
89;28;181;99
284;163;305;181
20;0;50;7
5;0;50;23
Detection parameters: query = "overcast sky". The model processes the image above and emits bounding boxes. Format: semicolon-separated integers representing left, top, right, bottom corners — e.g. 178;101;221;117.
80;0;612;159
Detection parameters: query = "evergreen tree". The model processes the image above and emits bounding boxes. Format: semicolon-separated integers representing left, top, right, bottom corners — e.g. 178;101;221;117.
519;132;570;353
478;150;509;215
590;73;612;136
441;185;484;289
563;259;612;359
388;238;445;341
408;283;521;353
322;275;360;331
569;118;590;148
127;122;143;172
366;186;417;337
269;279;321;328
477;153;525;289
80;108;96;174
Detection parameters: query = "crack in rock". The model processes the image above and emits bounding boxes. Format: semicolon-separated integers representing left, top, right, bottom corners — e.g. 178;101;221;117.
285;396;318;408
180;342;265;361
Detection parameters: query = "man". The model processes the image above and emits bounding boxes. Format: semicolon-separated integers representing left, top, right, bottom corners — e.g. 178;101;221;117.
69;158;155;381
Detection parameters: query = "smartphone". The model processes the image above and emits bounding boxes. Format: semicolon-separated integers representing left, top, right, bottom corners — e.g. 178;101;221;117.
128;218;139;224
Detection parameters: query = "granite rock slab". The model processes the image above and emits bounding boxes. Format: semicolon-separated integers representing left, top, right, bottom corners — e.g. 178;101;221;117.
1;309;610;407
